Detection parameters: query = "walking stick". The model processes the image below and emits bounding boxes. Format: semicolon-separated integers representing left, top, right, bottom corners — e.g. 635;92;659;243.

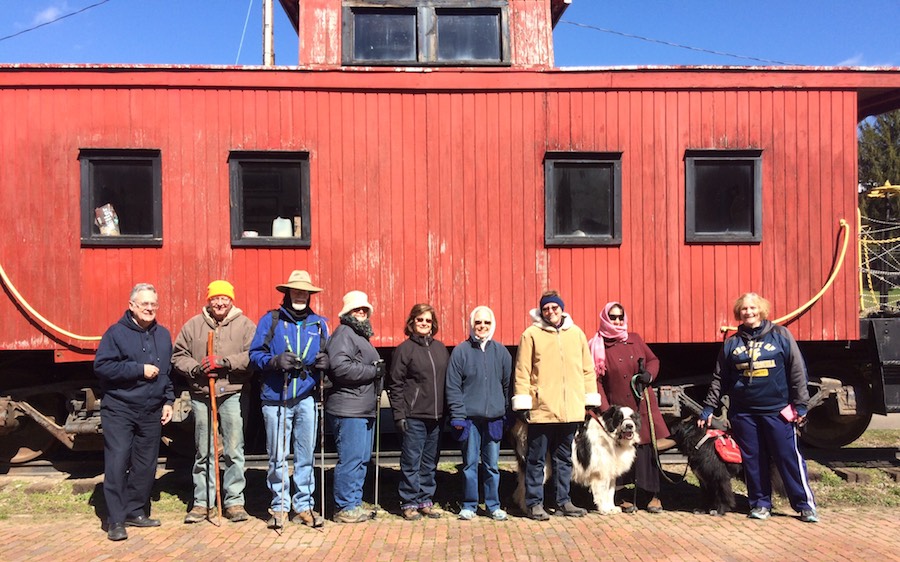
373;365;383;519
316;324;326;519
207;331;224;525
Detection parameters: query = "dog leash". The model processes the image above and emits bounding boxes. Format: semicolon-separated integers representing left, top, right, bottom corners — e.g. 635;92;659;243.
642;385;689;485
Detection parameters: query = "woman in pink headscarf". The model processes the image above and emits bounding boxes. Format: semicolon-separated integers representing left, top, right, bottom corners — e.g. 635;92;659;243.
588;301;670;513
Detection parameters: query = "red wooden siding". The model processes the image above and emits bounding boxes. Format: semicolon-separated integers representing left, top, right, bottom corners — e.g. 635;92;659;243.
1;67;896;354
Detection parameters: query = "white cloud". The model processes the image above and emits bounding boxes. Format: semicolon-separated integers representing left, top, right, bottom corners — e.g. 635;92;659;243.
32;4;65;26
837;54;864;66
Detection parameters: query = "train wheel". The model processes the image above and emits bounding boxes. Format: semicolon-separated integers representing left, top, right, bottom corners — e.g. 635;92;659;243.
0;394;64;464
799;383;873;448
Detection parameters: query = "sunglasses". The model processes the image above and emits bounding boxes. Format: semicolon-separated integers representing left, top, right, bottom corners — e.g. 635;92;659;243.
609;313;625;321
415;317;433;324
474;320;492;326
541;304;560;313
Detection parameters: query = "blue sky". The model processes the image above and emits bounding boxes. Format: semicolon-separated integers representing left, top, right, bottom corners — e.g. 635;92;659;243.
0;0;898;67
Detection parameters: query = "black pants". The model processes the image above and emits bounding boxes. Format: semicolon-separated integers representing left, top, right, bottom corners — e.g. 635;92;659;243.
101;401;162;525
617;443;661;493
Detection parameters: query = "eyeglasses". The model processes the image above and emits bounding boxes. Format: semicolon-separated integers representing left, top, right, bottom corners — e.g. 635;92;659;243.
415;317;433;324
209;297;231;305
131;301;159;310
474;320;492;326
541;304;560;313
351;307;369;314
609;314;625;321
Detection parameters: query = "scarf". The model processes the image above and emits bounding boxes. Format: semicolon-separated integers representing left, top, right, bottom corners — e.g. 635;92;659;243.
341;313;374;340
587;301;629;376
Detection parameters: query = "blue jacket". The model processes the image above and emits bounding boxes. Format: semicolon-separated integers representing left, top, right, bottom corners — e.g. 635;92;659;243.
703;320;810;416
94;311;174;409
445;335;512;421
250;307;329;403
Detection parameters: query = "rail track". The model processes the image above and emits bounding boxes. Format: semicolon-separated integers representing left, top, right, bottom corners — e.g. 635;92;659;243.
3;447;898;478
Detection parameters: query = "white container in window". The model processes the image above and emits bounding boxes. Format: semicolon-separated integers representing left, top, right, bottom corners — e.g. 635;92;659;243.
272;217;292;237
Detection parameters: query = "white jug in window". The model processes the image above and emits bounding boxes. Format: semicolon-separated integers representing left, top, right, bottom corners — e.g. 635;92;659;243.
272;217;292;238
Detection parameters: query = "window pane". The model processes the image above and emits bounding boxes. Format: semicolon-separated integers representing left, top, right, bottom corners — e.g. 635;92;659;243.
553;162;614;237
353;9;417;62
693;161;754;234
92;160;154;236
436;10;501;62
240;162;303;236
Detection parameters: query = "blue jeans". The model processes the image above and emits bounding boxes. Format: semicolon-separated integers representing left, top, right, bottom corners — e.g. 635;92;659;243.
525;423;578;508
191;393;246;508
262;395;319;513
460;419;501;512
398;418;441;509
329;415;374;512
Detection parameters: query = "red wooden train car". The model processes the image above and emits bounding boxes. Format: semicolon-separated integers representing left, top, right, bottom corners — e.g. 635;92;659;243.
2;0;899;463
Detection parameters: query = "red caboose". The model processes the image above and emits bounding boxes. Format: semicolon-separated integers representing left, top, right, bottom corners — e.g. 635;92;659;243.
2;0;899;463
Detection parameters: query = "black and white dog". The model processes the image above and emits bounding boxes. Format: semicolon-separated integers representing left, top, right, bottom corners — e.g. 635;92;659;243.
669;415;744;516
510;405;640;515
571;405;641;514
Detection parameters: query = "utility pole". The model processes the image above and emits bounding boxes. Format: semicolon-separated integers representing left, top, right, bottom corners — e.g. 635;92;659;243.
263;0;275;66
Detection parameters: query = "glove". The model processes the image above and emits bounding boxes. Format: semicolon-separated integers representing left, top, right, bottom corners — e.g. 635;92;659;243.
450;419;468;431
395;418;408;437
190;365;205;380
373;359;386;379
636;369;652;385
271;352;299;372
314;352;329;371
698;407;714;427
450;419;470;442
201;355;227;375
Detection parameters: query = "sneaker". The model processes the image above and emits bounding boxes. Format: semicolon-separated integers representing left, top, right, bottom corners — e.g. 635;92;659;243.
295;510;325;528
560;502;587;517
335;506;369;524
402;507;423;521
267;511;288;529
184;506;209;524
457;508;476;521
748;507;771;520
528;504;550;521
646;496;663;514
491;509;508;521
799;509;819;523
419;505;443;519
224;505;249;523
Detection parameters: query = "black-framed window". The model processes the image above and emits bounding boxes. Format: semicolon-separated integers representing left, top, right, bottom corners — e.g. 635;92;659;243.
545;152;622;246
685;150;762;243
343;1;509;66
229;151;311;248
79;149;162;247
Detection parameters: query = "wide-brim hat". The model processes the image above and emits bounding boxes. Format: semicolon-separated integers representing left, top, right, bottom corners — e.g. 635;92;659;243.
339;290;373;317
276;270;323;294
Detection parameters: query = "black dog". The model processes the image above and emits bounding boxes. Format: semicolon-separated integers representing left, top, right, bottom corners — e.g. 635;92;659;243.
669;415;743;516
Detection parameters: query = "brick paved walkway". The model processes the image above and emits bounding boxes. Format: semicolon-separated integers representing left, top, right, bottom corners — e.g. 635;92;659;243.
1;507;897;562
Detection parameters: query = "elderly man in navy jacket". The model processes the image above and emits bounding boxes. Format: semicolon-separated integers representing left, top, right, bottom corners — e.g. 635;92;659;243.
94;283;175;541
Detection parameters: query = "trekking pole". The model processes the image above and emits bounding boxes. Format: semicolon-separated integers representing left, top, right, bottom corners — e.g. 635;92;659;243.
373;362;383;518
207;331;224;526
316;323;327;519
277;368;289;536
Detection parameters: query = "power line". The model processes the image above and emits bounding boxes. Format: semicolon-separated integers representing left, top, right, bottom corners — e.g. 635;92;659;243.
0;0;112;44
558;19;799;66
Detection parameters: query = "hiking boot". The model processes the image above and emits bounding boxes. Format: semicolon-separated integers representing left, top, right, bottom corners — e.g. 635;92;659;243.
528;504;550;521
295;510;325;528
799;509;819;523
402;507;423;521
419;505;443;519
646;496;663;514
335;506;369;524
618;499;637;514
748;506;771;520
224;505;249;523
184;506;209;524
267;511;288;529
560;502;587;517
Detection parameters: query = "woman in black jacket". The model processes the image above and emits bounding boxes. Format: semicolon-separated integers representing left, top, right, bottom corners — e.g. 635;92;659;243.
325;290;383;524
387;303;450;520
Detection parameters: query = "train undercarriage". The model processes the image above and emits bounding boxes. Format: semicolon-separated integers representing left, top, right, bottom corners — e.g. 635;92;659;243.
2;317;897;466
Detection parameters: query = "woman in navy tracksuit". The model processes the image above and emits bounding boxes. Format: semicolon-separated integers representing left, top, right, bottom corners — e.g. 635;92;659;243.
700;292;818;523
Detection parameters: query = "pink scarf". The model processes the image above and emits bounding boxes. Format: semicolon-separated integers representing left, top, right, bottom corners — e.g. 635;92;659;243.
588;302;629;376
